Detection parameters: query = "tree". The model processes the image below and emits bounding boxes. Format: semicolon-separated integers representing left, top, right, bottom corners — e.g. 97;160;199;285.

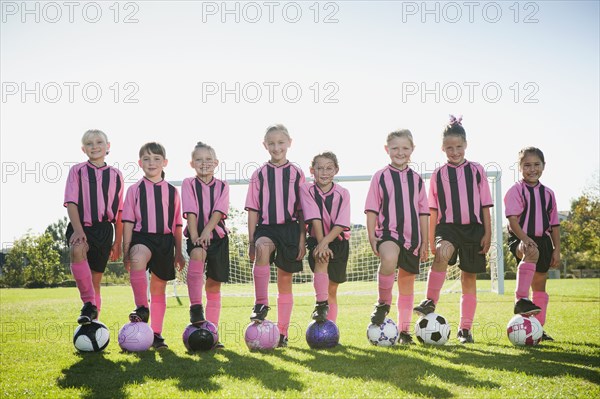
45;217;70;273
561;188;600;270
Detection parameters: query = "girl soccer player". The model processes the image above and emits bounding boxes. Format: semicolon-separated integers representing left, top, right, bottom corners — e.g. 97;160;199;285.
414;116;493;344
365;130;429;345
64;129;123;324
182;142;230;348
245;124;306;347
122;142;185;349
300;152;350;324
504;147;560;341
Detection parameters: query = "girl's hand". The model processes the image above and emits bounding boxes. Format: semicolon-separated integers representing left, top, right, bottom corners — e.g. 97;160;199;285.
296;245;306;261
174;252;186;272
199;230;211;249
369;236;380;257
123;246;131;272
315;242;333;260
109;242;122;262
248;242;256;262
419;243;429;263
429;240;436;256
69;230;87;246
550;249;561;269
479;233;492;254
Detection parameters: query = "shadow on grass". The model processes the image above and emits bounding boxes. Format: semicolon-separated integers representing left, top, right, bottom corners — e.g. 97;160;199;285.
57;346;304;398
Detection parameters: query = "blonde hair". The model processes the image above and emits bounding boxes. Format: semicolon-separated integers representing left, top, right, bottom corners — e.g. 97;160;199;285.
81;129;108;145
191;141;217;159
387;129;414;147
264;124;291;140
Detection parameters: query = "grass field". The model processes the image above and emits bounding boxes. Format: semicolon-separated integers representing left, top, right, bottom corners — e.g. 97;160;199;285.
1;279;599;398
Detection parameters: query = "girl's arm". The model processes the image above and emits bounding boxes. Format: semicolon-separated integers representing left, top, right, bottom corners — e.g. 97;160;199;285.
110;212;123;261
66;203;86;245
187;213;200;246
199;212;224;248
479;206;492;254
507;216;537;248
429;209;438;255
174;225;185;271
248;210;258;262
366;211;379;256
296;211;307;261
122;222;134;272
419;214;429;262
315;226;344;260
550;226;561;268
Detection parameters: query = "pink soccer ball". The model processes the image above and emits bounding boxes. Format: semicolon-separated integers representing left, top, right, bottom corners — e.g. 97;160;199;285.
507;315;543;346
244;320;280;350
118;322;154;352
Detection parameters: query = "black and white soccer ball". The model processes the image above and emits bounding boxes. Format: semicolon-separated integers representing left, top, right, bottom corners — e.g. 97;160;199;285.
73;321;110;352
366;318;399;347
415;313;451;345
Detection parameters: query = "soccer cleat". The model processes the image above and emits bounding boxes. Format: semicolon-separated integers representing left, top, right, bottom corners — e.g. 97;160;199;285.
311;301;329;323
189;304;206;325
514;298;542;316
370;302;391;325
278;334;288;348
214;341;225;349
413;299;436;317
77;302;98;325
457;329;474;344
129;306;150;323
250;304;270;322
399;331;416;346
540;331;554;342
152;333;168;350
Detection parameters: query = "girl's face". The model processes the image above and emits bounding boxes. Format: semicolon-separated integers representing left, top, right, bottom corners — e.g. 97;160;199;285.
520;153;545;185
82;134;110;164
263;130;291;165
442;135;467;166
385;136;414;169
310;157;338;190
191;147;218;180
139;151;168;181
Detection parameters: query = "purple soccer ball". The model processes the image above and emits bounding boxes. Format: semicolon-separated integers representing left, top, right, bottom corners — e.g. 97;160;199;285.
182;321;219;351
306;320;340;349
244;320;280;350
118;322;154;352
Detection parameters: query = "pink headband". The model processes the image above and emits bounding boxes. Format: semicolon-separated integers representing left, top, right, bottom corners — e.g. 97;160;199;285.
449;114;463;126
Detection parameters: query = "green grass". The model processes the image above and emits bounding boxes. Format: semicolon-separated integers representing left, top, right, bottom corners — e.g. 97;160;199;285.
1;279;599;398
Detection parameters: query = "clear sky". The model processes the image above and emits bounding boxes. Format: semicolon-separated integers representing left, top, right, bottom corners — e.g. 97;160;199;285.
1;1;599;244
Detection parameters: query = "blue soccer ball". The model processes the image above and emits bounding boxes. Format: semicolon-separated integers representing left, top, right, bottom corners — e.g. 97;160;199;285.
306;320;340;349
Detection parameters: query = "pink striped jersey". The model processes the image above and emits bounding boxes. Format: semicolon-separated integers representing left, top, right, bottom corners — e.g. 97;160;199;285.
300;182;351;241
364;165;429;255
429;160;493;225
122;177;182;234
63;161;124;226
504;180;559;238
245;162;305;225
181;176;229;240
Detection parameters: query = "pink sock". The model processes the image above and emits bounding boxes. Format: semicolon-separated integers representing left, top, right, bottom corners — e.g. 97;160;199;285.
397;294;414;333
130;269;149;308
327;303;338;323
460;293;477;330
206;292;221;326
378;273;395;305
532;291;549;326
187;259;205;305
277;293;293;337
150;294;166;334
71;261;95;305
313;272;329;302
426;270;446;304
253;265;270;305
515;262;535;300
95;293;102;319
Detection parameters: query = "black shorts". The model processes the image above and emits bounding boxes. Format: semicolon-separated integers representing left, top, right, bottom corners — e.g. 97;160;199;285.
435;223;486;274
130;231;176;281
66;222;113;273
376;236;420;275
254;222;303;273
508;233;554;273
186;235;230;283
307;237;349;284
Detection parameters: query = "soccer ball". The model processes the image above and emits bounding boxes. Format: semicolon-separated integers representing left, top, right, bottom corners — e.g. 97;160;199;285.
73;321;110;352
306;320;339;349
183;321;219;351
415;313;451;345
244;320;280;350
118;322;154;352
366;318;399;347
507;315;543;346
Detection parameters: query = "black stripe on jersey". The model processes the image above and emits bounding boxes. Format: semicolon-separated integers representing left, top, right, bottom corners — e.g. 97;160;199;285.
139;183;148;232
267;167;277;224
283;166;291;222
258;171;265;224
77;168;85;224
391;170;405;244
88;166;99;223
447;167;461;225
102;169;110;222
437;170;447;224
293;169;301;220
324;193;334;232
111;172;121;222
312;188;325;237
379;173;390;232
540;184;549;235
209;183;217;239
464;165;477;224
168;185;176;233
195;179;205;234
154;185;164;234
407;170;419;253
519;186;528;228
476;169;484;223
526;185;536;236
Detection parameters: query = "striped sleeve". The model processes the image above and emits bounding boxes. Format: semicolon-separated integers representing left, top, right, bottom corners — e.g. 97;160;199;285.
364;171;382;214
121;183;137;224
335;186;351;230
214;180;229;217
181;177;197;219
300;183;320;222
477;164;494;207
417;175;429;215
63;163;80;207
504;183;524;218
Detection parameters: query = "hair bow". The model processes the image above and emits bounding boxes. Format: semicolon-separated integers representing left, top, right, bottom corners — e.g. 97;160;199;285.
449;114;463;126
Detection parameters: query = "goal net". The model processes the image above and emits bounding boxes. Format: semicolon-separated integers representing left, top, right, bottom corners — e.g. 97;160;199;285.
170;171;505;296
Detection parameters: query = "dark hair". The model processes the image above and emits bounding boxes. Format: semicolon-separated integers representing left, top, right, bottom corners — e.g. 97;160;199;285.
443;114;466;141
191;141;216;158
311;151;339;169
139;142;167;179
518;147;545;165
